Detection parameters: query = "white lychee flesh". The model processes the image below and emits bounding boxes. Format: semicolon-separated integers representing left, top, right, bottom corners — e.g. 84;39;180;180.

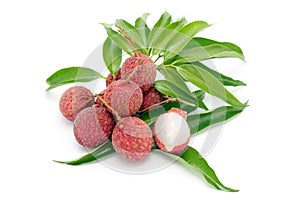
154;112;190;153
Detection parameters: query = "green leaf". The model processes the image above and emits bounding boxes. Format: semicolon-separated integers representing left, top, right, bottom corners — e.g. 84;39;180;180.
164;21;210;60
175;64;245;107
152;17;187;55
158;146;239;192
154;80;197;106
115;19;145;53
135;13;151;54
191;62;246;86
192;90;209;110
159;67;197;105
46;67;102;91
54;140;115;165
148;11;172;49
178;37;245;62
101;23;134;56
103;37;122;76
187;106;245;135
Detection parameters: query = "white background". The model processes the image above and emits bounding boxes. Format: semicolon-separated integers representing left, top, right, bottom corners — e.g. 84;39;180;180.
1;0;300;199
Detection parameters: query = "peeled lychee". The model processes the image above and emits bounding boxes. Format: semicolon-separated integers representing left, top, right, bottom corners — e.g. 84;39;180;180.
112;117;153;161
121;52;156;92
103;80;143;117
140;87;164;110
154;112;190;154
106;69;121;87
168;108;187;120
74;105;115;148
59;86;94;121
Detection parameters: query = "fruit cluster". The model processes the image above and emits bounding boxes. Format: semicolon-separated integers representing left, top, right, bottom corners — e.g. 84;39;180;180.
59;52;190;161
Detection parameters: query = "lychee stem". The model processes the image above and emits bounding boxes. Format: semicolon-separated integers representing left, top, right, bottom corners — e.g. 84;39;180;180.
95;94;122;122
125;64;141;82
118;28;138;55
137;96;196;113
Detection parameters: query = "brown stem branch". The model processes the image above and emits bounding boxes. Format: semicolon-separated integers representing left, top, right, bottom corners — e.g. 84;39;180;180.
118;28;138;55
95;94;122;122
137;96;196;113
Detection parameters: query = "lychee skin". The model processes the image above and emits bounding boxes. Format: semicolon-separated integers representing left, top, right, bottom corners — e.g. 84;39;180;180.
168;108;187;120
140;87;164;110
121;52;156;92
59;86;94;121
103;80;143;117
106;69;121;87
154;112;190;155
74;105;115;148
112;117;153;161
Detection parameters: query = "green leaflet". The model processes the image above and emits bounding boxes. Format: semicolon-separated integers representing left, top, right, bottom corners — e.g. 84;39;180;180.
54;140;115;165
175;64;245;107
148;11;172;50
192;90;208;111
178;37;245;62
103;37;122;76
152;17;187;55
164;21;210;60
115;19;145;54
135;13;150;54
158;67;197;105
190;62;246;87
101;23;134;56
154;80;196;106
46;67;102;91
157;147;238;192
187;106;245;135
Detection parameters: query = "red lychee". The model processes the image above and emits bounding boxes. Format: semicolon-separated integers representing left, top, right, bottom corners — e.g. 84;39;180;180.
103;80;143;117
74;105;115;148
168;108;187;120
140;87;164;110
106;69;121;87
154;112;190;155
121;52;156;92
59;86;94;121
112;117;153;161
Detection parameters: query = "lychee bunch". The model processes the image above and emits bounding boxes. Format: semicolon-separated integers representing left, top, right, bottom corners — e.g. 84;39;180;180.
121;52;156;92
154;108;190;154
112;117;153;161
59;86;94;121
74;104;115;148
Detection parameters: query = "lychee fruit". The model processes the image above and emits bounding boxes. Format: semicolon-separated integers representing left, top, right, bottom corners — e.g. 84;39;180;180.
59;86;94;121
74;105;115;148
121;52;156;92
103;80;143;117
140;87;164;110
168;108;187;120
106;69;121;87
112;117;153;161
154;112;190;154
